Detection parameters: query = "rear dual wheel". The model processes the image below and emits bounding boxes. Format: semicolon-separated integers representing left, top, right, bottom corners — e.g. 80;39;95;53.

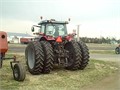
25;41;54;74
25;42;44;74
65;41;89;70
40;41;54;73
77;41;89;70
65;41;82;70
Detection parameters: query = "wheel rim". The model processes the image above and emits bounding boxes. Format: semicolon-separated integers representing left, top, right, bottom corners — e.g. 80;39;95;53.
14;68;19;78
28;47;35;69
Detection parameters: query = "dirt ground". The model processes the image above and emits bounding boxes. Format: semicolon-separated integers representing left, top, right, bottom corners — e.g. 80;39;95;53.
87;54;120;89
82;72;120;90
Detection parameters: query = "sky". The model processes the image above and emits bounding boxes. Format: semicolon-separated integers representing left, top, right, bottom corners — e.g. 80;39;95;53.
0;0;120;39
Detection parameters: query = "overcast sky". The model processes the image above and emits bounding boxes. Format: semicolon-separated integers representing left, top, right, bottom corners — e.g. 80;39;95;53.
0;0;120;39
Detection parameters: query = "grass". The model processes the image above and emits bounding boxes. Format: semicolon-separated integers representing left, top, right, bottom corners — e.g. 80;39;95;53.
87;43;117;54
90;50;115;54
87;43;117;48
0;54;119;90
8;43;27;47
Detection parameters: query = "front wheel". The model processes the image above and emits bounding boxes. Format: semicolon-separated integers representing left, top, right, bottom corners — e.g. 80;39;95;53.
13;63;26;81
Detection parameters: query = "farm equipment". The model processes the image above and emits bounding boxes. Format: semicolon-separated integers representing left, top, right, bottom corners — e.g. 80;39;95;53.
25;19;89;74
20;37;34;44
115;44;120;54
0;31;26;81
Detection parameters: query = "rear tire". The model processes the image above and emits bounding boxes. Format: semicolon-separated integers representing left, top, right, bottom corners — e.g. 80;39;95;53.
40;41;54;74
13;63;26;81
25;42;44;74
77;41;89;70
65;41;82;70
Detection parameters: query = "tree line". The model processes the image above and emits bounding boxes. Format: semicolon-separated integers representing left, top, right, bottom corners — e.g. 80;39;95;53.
79;37;120;44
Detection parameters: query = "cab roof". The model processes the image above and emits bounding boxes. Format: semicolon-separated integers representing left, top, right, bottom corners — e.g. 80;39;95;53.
38;19;68;25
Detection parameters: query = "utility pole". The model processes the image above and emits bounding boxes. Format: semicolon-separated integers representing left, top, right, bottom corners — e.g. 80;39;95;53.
77;25;80;42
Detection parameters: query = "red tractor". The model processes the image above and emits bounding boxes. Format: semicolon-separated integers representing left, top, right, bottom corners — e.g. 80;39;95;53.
0;31;26;81
25;19;89;74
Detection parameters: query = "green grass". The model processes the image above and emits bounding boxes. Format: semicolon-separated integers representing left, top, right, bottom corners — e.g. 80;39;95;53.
90;50;115;54
8;43;27;47
87;43;117;54
0;54;119;90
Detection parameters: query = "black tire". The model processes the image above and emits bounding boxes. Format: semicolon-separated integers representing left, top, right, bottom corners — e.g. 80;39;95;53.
0;59;2;68
115;47;120;54
65;41;82;70
77;41;90;70
13;63;26;81
0;54;3;68
25;46;28;64
40;41;54;74
25;42;44;74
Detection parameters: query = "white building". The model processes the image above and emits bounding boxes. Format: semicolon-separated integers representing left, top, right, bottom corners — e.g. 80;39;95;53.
7;32;33;43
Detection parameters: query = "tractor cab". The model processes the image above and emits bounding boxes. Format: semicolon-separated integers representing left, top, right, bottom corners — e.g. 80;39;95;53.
32;19;68;37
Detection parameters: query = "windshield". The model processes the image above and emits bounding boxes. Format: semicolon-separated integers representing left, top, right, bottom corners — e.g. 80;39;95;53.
45;24;67;37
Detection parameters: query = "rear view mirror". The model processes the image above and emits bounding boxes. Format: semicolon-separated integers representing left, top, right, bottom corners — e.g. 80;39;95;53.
31;27;35;32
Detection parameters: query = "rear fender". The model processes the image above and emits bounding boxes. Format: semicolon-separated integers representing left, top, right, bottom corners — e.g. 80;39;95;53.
65;34;75;41
39;36;55;41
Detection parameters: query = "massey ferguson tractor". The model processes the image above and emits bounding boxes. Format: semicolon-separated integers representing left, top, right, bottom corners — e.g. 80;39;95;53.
25;19;89;74
0;31;26;81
